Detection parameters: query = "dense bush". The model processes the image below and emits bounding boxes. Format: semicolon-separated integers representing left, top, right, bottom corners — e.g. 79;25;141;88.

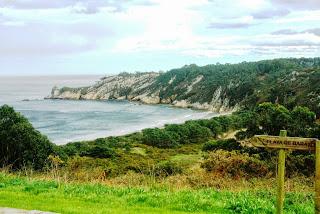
142;128;180;148
202;139;241;152
184;121;212;143
289;106;316;137
244;103;317;138
164;124;191;144
286;152;315;177
201;150;270;178
60;142;90;157
255;102;292;135
164;121;212;145
60;136;132;158
311;124;320;139
80;145;116;159
235;130;248;141
211;116;234;133
154;161;183;177
0;105;56;170
193;119;223;137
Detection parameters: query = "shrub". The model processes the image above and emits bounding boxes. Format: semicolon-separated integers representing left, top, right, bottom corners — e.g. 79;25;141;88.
154;161;183;177
0;105;55;170
202;139;241;152
142;128;180;148
165;121;212;144
164;124;191;144
94;137;121;147
286;152;315;177
184;121;212;143
65;156;116;180
61;137;133;158
211;116;233;133
201;150;270;178
194;119;222;137
80;146;116;159
235;130;248;140
241;103;319;139
60;142;90;157
288;106;316;137
255;102;292;135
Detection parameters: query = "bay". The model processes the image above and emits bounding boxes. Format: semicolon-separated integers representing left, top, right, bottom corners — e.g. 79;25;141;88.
0;75;216;144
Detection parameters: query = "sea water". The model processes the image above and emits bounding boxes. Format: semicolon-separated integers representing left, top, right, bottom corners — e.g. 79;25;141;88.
0;75;216;144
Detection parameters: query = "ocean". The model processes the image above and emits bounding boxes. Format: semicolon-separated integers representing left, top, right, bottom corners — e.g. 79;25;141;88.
0;75;216;144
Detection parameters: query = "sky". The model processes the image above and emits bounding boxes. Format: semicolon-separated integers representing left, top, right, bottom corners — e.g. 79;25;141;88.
0;0;319;75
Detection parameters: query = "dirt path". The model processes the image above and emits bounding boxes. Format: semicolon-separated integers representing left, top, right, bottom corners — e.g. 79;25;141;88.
220;130;238;139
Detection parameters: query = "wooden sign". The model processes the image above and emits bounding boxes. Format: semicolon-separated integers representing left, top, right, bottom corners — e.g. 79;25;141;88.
250;130;320;214
250;135;317;151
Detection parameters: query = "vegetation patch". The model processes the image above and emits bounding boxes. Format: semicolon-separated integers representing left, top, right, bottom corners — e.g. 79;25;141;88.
0;173;314;214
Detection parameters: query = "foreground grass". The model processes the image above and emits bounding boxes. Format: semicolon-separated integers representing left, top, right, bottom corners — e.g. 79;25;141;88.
0;173;314;214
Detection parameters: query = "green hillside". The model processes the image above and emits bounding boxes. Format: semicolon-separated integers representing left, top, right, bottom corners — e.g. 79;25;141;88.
51;57;320;114
146;57;320;114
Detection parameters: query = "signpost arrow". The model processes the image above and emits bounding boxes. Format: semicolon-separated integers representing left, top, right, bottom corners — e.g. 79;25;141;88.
250;135;317;151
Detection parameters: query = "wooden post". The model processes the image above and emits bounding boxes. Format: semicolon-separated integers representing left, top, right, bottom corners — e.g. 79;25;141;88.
276;130;287;214
250;133;319;212
315;140;320;214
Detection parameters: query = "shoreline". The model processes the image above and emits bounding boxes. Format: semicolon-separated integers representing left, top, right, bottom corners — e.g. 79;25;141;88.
53;109;220;145
46;96;236;114
34;98;226;145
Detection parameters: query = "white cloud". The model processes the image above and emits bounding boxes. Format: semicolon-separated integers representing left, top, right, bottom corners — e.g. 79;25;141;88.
0;20;113;56
0;0;319;75
275;10;320;24
0;0;155;13
208;16;255;29
113;0;207;51
269;0;320;10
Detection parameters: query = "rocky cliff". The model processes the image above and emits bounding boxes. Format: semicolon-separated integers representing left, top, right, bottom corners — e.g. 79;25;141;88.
48;71;236;112
50;72;163;104
48;57;320;114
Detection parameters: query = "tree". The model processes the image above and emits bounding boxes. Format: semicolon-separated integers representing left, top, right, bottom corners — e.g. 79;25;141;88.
202;139;241;152
184;121;212;143
289;106;316;137
164;124;191;144
211;116;233;133
195;119;222;138
0;105;55;170
142;128;180;148
243;103;317;137
255;102;291;135
80;146;115;159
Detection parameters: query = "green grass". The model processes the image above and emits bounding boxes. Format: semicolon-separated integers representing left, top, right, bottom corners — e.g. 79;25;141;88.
0;173;314;214
130;147;147;156
170;154;202;168
170;154;201;163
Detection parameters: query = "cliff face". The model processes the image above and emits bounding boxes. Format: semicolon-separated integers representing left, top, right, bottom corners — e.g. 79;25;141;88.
50;72;159;101
48;58;320;114
48;72;237;113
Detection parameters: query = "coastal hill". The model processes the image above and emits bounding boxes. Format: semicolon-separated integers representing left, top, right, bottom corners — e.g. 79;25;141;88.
49;57;320;114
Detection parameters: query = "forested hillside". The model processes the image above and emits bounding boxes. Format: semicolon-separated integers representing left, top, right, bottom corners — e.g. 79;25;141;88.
147;57;320;114
50;58;320;114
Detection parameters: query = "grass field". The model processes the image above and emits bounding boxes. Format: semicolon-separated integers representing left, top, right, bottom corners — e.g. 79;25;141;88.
0;173;314;214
